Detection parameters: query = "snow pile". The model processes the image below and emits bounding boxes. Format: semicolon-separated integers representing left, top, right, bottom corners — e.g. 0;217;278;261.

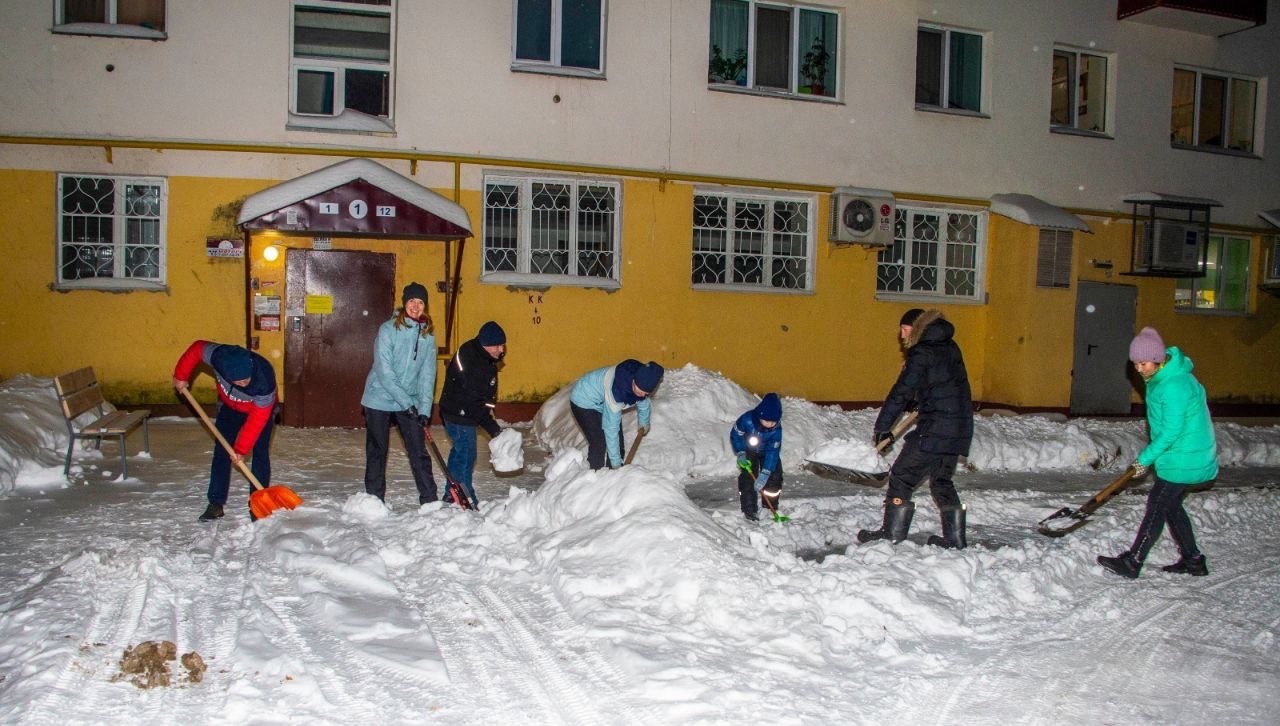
0;374;88;493
487;428;524;473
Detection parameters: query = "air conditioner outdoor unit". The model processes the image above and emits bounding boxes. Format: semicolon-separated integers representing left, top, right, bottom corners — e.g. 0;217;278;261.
1137;219;1203;272
830;187;895;246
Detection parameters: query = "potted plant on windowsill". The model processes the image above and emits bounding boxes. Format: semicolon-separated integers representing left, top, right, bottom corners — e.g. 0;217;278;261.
800;36;829;96
708;44;748;86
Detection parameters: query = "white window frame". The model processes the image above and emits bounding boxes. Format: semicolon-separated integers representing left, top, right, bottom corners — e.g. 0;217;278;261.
915;22;987;115
691;189;816;294
511;0;608;78
53;0;166;39
706;0;841;101
1050;44;1112;136
56;173;167;291
876;203;987;303
288;0;395;133
1170;65;1260;155
1175;232;1251;315
481;173;622;289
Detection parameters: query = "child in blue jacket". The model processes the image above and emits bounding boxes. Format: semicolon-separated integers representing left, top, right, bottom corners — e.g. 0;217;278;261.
730;393;783;521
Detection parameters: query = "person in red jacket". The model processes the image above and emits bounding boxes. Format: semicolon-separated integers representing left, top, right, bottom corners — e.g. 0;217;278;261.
174;340;278;521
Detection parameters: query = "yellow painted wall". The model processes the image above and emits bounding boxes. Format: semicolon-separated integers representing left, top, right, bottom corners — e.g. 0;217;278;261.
4;166;1278;410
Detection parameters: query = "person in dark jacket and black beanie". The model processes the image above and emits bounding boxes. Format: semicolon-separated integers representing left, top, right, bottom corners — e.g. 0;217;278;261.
858;308;974;548
438;321;506;507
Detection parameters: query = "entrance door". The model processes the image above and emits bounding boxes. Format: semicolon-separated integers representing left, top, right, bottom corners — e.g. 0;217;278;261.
1070;281;1138;415
283;249;395;427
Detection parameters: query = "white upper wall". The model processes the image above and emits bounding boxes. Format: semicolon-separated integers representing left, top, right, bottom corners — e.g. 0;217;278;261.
1;0;1276;225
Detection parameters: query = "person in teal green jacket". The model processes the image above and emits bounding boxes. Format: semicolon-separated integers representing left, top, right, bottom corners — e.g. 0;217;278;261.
1098;327;1217;579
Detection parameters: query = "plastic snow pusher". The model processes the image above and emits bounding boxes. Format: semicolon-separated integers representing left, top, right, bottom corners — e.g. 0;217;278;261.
1037;466;1139;537
179;387;302;519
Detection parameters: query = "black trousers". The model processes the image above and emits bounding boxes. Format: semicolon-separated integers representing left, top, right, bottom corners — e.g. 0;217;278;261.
571;403;625;470
1129;476;1203;563
737;450;783;517
363;407;437;503
884;436;961;509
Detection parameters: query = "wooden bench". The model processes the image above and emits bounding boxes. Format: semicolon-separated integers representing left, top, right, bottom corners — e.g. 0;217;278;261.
53;367;151;480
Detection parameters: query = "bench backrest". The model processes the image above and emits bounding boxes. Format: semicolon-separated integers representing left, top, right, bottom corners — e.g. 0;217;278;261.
54;367;107;421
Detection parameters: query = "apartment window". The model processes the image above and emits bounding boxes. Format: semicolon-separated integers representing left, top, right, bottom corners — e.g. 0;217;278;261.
1171;67;1258;153
57;173;166;289
1051;46;1109;133
291;1;393;130
1036;229;1074;288
692;191;813;291
54;0;166;38
707;0;838;99
877;205;985;301
483;175;620;286
916;24;983;112
513;0;605;75
1175;234;1249;313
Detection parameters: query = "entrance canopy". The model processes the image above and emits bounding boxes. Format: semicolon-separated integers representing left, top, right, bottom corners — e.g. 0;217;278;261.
237;158;472;238
989;193;1091;232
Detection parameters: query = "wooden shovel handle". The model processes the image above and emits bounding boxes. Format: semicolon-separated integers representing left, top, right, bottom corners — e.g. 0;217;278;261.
624;427;646;465
179;386;265;491
875;409;920;454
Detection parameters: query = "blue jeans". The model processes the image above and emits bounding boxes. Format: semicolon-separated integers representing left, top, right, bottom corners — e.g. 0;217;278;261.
444;421;479;506
209;403;275;505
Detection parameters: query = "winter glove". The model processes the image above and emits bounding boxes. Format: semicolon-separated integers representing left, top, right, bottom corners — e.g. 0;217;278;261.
753;470;772;493
1131;462;1149;478
874;430;895;448
735;452;751;472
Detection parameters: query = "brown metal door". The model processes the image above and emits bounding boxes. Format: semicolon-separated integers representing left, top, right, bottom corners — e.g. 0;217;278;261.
283;249;395;427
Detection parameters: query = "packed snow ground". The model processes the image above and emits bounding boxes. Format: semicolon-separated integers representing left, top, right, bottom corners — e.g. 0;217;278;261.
1;366;1278;725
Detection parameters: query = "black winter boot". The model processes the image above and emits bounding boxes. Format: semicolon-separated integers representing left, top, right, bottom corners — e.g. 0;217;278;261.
857;500;915;544
1161;554;1208;576
1097;551;1141;579
927;506;967;549
198;503;225;522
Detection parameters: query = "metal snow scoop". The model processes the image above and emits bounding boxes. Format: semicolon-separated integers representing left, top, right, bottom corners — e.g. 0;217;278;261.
1037;466;1140;537
804;409;918;485
179;387;302;520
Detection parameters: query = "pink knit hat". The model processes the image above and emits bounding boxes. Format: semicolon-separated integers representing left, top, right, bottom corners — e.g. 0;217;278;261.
1129;326;1166;363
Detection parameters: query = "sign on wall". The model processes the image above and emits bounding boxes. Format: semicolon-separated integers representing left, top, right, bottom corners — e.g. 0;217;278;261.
206;237;244;258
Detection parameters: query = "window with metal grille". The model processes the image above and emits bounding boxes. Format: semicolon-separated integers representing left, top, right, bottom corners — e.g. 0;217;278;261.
1036;228;1074;288
55;0;166;37
57;173;166;290
482;175;620;286
290;0;394;130
876;205;985;301
692;191;813;292
916;23;984;112
707;0;838;99
513;0;606;75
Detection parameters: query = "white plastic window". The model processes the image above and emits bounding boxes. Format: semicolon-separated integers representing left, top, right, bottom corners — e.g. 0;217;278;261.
57;173;167;290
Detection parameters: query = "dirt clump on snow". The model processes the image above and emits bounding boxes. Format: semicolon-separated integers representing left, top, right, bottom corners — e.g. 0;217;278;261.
114;640;207;688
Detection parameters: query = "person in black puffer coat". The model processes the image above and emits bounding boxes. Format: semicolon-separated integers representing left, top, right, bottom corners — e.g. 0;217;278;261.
858;309;974;549
437;321;507;507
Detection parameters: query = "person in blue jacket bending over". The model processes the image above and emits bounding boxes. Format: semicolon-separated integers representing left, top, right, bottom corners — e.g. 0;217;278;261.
730;393;784;521
570;359;664;469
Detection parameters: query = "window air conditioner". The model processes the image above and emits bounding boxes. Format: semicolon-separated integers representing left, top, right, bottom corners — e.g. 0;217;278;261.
1137;219;1202;272
830;187;895;246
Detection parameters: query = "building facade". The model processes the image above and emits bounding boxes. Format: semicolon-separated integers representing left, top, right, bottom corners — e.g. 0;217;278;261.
1;0;1278;419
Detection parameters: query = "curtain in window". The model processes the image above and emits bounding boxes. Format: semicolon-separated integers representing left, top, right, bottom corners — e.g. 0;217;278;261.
63;0;106;23
1197;75;1226;146
516;0;553;62
915;29;942;105
948;32;981;111
1050;51;1073;125
1228;79;1256;152
1077;54;1107;132
1170;69;1196;144
709;0;748;84
797;9;836;96
561;0;602;70
118;0;164;30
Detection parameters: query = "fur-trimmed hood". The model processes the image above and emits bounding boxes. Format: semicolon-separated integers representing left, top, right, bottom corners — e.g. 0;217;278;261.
904;308;949;348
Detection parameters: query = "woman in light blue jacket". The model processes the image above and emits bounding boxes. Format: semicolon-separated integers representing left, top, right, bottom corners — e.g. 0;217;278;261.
361;282;438;504
570;359;664;469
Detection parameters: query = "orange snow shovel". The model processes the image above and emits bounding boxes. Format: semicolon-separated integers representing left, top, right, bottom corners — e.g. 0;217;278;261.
179;387;302;519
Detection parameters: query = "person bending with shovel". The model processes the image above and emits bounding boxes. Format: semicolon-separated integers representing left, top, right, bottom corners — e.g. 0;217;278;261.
174;341;279;522
570;359;663;470
858;309;973;548
730;393;784;522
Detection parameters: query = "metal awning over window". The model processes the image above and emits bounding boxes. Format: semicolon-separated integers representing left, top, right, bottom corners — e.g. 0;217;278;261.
988;193;1091;232
1260;209;1280;228
237;158;472;239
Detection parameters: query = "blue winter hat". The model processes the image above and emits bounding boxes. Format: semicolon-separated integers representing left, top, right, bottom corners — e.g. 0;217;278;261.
477;321;506;346
756;393;782;422
633;361;664;394
214;345;253;382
